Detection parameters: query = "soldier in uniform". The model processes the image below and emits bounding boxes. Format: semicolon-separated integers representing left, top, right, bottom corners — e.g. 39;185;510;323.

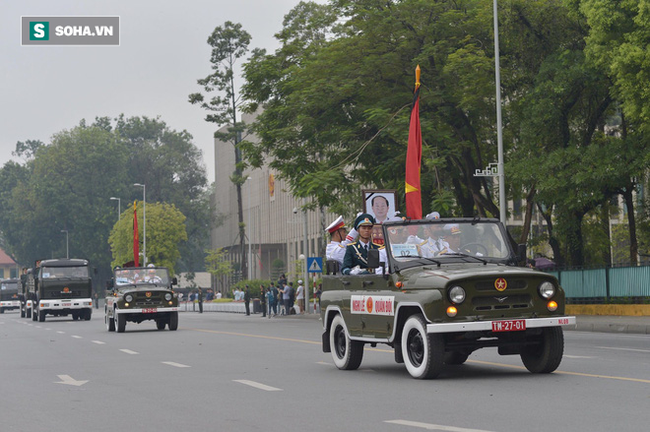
325;215;358;267
342;214;385;275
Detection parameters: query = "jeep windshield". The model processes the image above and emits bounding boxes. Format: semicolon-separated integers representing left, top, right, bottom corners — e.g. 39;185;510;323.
114;268;170;286
383;219;512;269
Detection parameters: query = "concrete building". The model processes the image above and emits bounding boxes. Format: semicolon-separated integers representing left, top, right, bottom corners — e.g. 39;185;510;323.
0;248;20;280
210;115;337;288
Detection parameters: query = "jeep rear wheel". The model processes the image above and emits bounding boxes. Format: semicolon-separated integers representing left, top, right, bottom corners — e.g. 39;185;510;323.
521;327;564;373
168;312;178;331
329;314;363;370
402;314;444;379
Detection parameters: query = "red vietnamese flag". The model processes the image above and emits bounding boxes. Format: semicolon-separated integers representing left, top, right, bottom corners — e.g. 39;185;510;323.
405;65;422;219
133;201;140;267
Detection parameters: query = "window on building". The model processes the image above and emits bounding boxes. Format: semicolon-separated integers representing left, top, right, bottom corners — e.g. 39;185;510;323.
10;268;18;279
0;269;4;279
513;199;523;221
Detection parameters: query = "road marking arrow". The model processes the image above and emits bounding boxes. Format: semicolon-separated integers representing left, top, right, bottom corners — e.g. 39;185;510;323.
55;375;88;387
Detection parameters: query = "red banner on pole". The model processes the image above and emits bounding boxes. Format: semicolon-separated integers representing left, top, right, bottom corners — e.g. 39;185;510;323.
405;65;422;219
133;201;140;267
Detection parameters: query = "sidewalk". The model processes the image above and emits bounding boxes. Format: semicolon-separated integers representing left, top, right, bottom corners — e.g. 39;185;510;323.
182;302;650;335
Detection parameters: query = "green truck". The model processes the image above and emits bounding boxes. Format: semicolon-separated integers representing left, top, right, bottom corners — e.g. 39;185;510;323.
105;265;179;332
30;259;93;322
0;279;21;313
320;218;575;379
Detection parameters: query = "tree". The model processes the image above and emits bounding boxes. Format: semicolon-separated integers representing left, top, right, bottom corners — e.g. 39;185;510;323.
108;201;187;275
189;21;252;278
205;247;233;293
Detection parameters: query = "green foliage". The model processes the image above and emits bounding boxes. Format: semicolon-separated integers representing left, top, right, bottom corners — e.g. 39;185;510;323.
108;201;187;274
205;248;233;279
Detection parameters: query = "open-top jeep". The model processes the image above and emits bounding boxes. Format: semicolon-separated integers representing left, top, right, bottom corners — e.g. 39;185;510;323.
105;266;179;332
320;218;575;379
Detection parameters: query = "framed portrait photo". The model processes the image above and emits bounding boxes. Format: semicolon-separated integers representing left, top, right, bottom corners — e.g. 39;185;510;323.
362;190;399;224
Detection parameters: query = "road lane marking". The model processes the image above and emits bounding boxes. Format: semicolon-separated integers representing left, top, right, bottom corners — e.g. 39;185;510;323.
191;328;650;385
564;355;594;359
35;325;42;328
316;361;331;366
57;331;65;334
233;380;282;391
467;359;650;384
91;340;106;345
71;335;82;339
55;375;88;387
119;349;139;355
385;420;495;431
45;328;51;330
596;346;650;354
162;361;191;368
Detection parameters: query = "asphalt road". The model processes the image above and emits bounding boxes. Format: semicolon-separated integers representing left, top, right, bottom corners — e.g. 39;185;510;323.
1;310;649;432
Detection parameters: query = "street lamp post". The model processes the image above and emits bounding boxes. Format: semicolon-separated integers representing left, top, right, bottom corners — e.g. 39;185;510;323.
60;230;69;259
133;183;146;266
110;197;121;221
246;176;252;279
493;0;506;224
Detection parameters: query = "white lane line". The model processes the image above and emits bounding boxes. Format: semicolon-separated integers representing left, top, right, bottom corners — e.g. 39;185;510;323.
316;361;330;365
71;335;82;339
119;349;139;355
45;328;51;331
385;420;496;432
596;346;650;354
233;380;282;392
564;355;594;359
162;361;191;368
35;325;42;328
91;340;106;345
57;331;65;334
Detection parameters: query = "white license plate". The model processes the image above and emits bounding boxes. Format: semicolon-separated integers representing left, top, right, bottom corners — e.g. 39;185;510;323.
62;303;71;307
492;319;526;332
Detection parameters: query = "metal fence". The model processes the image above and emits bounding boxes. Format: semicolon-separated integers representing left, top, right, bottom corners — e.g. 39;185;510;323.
545;265;650;301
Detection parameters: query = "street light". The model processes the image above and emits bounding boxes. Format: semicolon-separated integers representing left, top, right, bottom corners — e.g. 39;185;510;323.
493;0;506;224
246;176;252;279
60;230;69;259
110;197;121;221
133;183;146;266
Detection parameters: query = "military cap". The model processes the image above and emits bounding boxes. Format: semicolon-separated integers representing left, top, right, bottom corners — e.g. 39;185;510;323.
354;213;375;229
425;212;440;220
325;215;345;233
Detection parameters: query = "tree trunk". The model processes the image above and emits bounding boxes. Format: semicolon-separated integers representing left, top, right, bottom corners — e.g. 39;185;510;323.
519;188;536;244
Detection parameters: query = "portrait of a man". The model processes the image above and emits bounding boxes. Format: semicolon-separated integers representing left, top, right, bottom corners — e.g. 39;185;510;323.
363;190;400;224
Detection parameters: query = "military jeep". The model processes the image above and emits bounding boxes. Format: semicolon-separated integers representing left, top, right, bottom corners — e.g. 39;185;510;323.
320;218;575;379
105;266;179;332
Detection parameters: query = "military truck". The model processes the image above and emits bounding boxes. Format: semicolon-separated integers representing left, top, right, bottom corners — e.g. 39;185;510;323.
0;279;21;314
31;259;93;322
320;218;575;379
105;265;179;332
19;267;36;318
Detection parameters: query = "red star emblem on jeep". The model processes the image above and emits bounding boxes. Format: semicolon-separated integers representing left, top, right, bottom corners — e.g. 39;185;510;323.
494;278;507;292
145;292;152;298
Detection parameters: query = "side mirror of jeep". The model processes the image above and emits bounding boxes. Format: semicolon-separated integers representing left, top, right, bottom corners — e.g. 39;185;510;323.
171;277;178;286
367;249;380;268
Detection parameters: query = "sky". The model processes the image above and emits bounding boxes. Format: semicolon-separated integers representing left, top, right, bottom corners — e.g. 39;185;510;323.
1;0;317;182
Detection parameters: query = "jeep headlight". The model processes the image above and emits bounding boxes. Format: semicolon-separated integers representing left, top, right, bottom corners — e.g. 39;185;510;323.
165;293;172;301
449;286;466;304
538;281;555;299
125;294;133;303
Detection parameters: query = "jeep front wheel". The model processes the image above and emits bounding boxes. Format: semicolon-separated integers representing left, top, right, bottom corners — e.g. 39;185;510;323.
521;327;564;373
168;312;178;331
116;311;126;333
401;314;444;379
105;308;115;332
329;314;363;370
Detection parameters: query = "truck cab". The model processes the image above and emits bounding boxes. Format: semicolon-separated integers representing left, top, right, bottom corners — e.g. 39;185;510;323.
32;259;93;322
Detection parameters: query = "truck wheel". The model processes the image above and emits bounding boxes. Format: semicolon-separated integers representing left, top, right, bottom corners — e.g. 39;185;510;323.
85;309;92;321
445;351;470;365
521;327;564;373
116;311;126;333
38;310;46;322
402;314;444;379
156;319;166;330
105;309;115;332
329;314;363;370
0;308;4;314
20;308;25;318
31;308;37;321
72;312;79;321
168;312;178;331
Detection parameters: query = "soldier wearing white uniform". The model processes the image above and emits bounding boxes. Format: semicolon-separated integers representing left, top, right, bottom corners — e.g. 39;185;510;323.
406;212;444;258
325;215;358;266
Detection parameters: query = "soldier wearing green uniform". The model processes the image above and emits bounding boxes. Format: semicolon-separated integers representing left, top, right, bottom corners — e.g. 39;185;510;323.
342;214;383;275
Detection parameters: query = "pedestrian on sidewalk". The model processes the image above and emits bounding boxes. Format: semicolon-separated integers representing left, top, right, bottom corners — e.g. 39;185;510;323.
260;284;267;317
244;285;251;316
296;280;305;314
197;287;203;313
